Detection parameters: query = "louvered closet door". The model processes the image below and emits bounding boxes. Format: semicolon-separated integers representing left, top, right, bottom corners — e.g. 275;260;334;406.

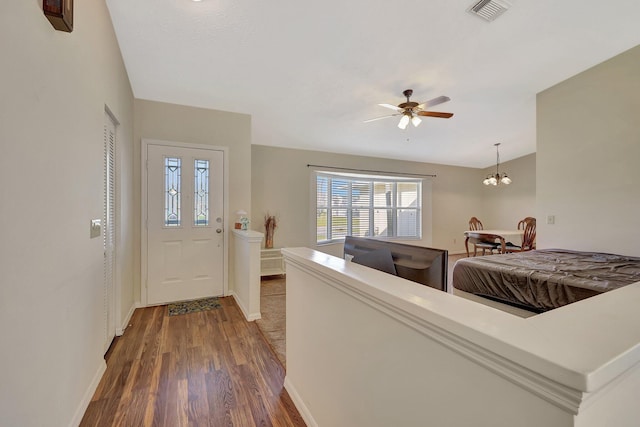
103;110;116;353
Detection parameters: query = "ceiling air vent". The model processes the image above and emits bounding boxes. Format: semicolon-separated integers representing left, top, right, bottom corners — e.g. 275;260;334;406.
468;0;511;22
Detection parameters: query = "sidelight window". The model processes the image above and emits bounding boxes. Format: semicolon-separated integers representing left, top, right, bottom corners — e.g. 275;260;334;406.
164;157;181;226
194;159;210;226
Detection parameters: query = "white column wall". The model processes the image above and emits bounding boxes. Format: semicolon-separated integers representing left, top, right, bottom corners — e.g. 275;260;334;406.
232;229;264;321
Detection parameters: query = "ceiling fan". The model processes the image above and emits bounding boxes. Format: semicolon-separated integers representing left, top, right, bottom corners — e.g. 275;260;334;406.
364;89;453;129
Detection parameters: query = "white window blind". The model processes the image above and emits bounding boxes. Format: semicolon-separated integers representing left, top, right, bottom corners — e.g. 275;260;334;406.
315;171;422;243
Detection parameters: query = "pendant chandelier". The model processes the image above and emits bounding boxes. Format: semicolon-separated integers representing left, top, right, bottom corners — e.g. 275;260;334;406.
483;143;512;186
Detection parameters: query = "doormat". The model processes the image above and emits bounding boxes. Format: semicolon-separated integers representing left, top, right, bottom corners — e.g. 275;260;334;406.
167;297;221;316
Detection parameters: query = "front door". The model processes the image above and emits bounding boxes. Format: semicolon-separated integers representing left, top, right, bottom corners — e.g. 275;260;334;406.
145;143;224;305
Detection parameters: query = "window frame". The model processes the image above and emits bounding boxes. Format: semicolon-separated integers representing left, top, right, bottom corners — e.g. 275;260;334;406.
314;171;422;244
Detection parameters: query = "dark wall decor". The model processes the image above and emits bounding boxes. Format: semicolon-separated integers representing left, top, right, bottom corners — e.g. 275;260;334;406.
43;0;73;32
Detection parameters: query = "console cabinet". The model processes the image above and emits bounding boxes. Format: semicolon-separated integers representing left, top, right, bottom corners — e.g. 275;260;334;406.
260;248;285;277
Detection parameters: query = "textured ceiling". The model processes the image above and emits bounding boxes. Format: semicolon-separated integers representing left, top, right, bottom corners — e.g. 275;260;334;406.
107;0;640;168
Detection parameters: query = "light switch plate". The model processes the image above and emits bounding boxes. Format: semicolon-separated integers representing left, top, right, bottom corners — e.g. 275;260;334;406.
90;219;101;238
546;215;555;225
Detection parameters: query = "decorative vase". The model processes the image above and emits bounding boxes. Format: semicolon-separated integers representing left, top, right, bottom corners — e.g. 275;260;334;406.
265;222;275;249
264;215;277;249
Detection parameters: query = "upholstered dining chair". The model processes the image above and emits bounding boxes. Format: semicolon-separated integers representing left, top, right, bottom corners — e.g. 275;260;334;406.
468;217;500;256
505;219;536;253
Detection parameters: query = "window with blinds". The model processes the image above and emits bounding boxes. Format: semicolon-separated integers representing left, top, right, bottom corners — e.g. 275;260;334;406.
315;172;422;244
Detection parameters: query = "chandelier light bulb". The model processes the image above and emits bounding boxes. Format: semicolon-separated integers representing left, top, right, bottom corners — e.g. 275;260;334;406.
411;115;422;127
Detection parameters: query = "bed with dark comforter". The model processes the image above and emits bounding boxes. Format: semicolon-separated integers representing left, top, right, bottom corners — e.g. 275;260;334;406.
453;249;640;312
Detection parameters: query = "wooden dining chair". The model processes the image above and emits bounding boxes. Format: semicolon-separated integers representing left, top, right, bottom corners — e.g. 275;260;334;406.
517;217;536;230
469;217;483;231
505;220;536;253
468;217;500;256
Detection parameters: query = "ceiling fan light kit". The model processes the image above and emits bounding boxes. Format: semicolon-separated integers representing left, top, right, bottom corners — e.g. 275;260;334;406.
365;89;453;130
483;143;511;186
398;114;411;130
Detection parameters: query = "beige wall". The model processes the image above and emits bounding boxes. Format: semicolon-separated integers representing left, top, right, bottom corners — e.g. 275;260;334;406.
537;45;640;256
133;99;252;297
0;1;134;426
251;145;509;255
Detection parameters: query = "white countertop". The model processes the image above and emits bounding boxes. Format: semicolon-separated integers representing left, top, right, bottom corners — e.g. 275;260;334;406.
231;228;264;241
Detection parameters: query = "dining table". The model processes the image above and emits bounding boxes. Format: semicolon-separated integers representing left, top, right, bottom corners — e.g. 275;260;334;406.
463;229;525;257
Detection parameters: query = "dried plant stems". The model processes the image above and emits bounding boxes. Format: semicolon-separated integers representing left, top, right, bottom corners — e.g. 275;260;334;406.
264;214;277;249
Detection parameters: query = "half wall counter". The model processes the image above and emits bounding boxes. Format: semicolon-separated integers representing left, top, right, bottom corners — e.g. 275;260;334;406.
282;247;640;427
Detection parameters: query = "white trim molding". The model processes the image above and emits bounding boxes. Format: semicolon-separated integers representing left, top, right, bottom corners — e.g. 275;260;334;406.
69;360;107;427
116;302;140;336
283;376;319;427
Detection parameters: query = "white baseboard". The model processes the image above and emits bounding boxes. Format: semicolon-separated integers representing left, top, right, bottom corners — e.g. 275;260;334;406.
116;302;140;336
230;292;261;321
246;312;261;321
69;359;107;427
284;376;318;427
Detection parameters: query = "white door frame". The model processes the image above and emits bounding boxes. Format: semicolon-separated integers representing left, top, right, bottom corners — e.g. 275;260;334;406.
141;138;229;307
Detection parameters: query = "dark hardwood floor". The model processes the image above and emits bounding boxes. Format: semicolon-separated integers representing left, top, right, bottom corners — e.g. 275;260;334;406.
81;297;305;427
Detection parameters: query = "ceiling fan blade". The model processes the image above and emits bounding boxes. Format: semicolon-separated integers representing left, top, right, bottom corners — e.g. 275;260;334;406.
416;111;454;118
378;103;403;112
416;96;451;110
363;114;400;123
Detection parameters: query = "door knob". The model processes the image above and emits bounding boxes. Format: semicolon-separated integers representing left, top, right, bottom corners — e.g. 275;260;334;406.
216;228;222;233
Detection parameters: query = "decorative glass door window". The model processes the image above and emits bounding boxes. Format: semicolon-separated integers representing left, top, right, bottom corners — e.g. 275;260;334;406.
194;159;210;226
164;157;181;227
